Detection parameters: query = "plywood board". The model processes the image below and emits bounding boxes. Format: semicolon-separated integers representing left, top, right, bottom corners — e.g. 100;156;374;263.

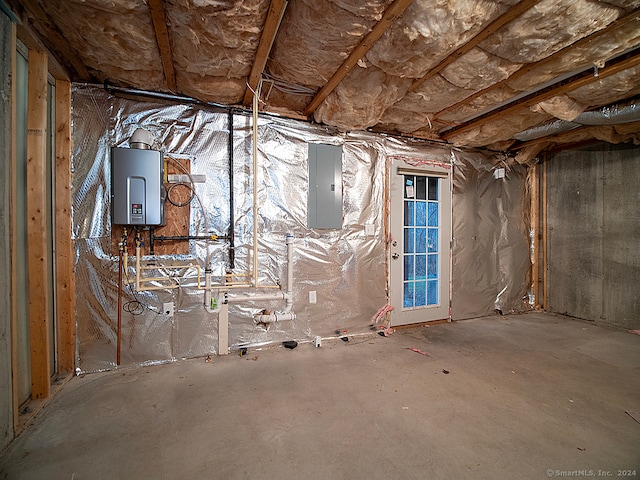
155;157;191;255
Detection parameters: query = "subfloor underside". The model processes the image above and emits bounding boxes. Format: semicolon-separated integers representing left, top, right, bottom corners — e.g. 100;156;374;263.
2;312;639;479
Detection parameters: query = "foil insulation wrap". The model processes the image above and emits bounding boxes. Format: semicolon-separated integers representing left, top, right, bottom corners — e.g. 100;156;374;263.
451;151;531;319
72;86;531;373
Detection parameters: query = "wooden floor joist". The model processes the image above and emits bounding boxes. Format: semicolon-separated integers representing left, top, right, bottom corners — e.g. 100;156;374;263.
442;46;640;140
409;0;539;93
242;0;288;107
149;0;177;92
304;0;413;117
12;0;85;80
434;10;640;121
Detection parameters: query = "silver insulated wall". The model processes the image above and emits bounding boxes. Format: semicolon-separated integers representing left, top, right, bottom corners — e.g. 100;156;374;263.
71;85;532;373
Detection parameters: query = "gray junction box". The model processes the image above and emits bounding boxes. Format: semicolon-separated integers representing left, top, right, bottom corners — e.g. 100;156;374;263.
111;147;165;226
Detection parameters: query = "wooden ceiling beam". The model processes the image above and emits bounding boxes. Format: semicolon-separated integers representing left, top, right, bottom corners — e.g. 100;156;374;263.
435;10;640;121
9;0;89;79
242;0;288;107
441;46;640;140
148;0;177;92
304;0;413;117
408;0;539;93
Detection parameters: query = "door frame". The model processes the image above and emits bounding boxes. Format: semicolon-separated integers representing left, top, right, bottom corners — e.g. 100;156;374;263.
387;156;453;326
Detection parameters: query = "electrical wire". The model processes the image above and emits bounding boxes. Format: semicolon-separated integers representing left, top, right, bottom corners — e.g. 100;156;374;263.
166;157;216;265
121;266;155;316
262;72;316;97
166;182;195;207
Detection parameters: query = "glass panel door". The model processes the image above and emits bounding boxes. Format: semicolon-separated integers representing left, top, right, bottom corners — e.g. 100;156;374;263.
402;175;440;309
389;159;451;326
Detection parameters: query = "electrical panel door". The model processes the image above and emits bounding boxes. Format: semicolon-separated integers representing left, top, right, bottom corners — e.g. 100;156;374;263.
308;143;342;229
111;147;164;226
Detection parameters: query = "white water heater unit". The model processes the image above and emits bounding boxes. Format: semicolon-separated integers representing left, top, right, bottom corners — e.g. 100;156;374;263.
111;146;164;226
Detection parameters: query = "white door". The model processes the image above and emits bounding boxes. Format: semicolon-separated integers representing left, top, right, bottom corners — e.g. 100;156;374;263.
388;158;452;326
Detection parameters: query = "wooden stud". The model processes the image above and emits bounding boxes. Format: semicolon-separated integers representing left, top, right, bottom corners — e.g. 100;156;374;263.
242;0;288;107
26;49;51;400
409;0;539;93
542;154;548;309
148;0;177;92
9;20;20;435
435;11;640;121
304;0;413;117
442;47;640;140
55;79;75;374
530;164;539;307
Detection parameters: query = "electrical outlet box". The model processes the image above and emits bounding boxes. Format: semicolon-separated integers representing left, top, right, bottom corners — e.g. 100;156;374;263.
309;291;317;304
365;223;375;236
163;302;174;317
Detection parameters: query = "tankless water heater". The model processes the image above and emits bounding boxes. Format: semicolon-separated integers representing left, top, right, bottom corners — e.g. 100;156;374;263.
111;147;165;226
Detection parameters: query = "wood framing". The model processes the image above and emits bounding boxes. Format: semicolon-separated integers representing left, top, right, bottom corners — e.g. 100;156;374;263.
9;20;19;434
55;79;75;374
434;11;640;121
242;0;288;107
530;164;539;307
148;0;177;92
304;0;412;117
10;0;82;80
542;155;548;309
409;0;539;93
26;49;51;400
442;46;640;140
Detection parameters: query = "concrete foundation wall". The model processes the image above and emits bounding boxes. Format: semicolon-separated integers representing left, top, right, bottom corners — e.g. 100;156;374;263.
0;11;14;451
547;143;640;329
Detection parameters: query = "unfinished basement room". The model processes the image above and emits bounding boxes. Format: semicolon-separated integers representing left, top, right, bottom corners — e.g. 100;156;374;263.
1;0;639;478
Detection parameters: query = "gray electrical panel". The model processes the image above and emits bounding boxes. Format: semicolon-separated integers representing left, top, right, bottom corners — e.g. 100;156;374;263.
111;147;164;226
308;143;342;229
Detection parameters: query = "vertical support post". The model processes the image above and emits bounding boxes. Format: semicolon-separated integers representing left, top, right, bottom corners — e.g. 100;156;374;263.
530;163;539;307
252;85;260;286
227;109;235;271
54;79;75;373
9;20;20;434
542;154;548;309
218;302;229;355
26;49;50;399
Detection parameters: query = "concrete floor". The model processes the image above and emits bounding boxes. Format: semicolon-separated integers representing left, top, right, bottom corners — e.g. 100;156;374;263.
1;312;639;480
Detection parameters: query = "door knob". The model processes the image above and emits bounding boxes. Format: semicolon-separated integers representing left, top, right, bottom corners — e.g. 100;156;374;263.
392;253;399;260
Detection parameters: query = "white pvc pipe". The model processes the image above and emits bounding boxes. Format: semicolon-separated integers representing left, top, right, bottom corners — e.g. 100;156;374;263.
135;246;141;291
283;234;294;314
227;292;286;303
255;312;296;323
204;270;212;309
218;302;229;354
252;84;260;286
